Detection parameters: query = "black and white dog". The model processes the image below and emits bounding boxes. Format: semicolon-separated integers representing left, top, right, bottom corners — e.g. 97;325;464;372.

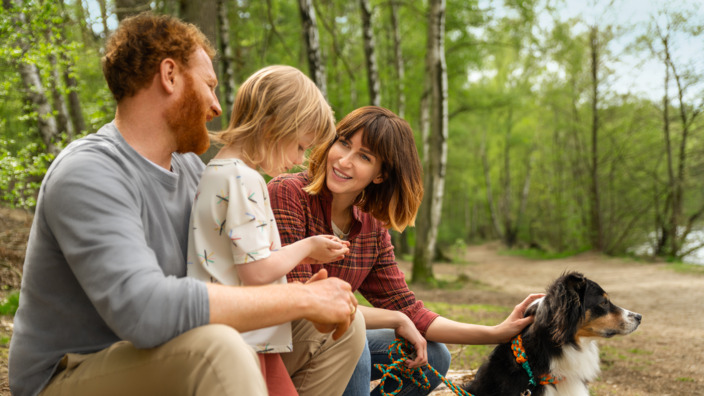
463;271;642;396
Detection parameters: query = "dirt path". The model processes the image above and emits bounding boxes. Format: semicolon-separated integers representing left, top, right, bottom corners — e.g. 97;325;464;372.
406;242;704;396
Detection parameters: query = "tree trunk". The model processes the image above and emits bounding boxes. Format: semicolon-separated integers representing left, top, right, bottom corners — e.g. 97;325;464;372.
482;132;502;239
412;0;447;284
180;0;222;164
589;26;603;251
63;59;86;136
359;0;380;106
298;0;327;100
44;19;74;140
500;108;513;247
18;62;61;156
313;1;357;106
180;0;219;127
218;0;236;120
390;0;405;118
5;0;60;155
114;0;151;21
97;0;110;37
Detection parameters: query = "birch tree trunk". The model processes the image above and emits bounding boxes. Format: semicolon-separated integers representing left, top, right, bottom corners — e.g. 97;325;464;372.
389;0;408;254
412;0;447;284
359;0;380;106
298;0;327;100
45;29;74;139
18;63;60;156
5;0;60;155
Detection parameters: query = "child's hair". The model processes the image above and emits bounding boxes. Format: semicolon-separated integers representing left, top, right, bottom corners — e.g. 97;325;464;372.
305;106;423;232
102;12;214;102
214;65;335;172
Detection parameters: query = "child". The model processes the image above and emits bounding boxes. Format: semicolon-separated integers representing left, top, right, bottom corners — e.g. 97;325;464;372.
186;65;349;396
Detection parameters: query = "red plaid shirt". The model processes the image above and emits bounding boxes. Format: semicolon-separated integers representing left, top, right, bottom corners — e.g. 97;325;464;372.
268;172;439;335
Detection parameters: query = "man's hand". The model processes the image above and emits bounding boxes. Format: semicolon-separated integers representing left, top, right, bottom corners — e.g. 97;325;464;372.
304;269;358;340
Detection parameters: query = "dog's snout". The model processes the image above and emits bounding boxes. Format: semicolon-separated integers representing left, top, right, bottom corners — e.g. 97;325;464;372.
631;312;642;324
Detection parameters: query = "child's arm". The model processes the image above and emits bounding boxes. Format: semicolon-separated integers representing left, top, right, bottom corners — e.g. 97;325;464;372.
236;235;349;285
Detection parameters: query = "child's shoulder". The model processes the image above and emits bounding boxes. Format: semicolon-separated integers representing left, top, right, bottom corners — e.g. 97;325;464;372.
203;158;263;181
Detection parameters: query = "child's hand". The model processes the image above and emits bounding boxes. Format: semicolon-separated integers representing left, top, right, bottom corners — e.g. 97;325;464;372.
301;235;350;264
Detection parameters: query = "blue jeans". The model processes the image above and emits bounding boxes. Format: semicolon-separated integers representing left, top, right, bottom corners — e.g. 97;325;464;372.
342;329;451;396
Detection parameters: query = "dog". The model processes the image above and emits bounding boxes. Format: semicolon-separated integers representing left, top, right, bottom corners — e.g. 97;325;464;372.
463;271;642;396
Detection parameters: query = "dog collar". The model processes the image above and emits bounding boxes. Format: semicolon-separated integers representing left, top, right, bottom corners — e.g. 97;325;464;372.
511;335;562;389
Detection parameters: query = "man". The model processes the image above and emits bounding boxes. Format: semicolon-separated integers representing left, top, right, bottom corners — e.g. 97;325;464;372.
9;12;364;396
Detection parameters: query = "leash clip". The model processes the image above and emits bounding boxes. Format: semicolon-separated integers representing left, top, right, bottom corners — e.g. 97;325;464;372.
520;390;532;396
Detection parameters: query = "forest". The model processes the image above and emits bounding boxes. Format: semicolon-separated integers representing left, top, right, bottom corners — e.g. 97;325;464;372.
1;0;703;283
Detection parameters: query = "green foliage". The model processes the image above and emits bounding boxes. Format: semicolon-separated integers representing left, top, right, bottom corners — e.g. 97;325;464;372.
1;0;703;262
0;141;55;208
0;290;20;316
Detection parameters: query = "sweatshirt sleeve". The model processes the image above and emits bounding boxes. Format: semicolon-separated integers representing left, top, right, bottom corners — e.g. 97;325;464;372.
42;149;209;348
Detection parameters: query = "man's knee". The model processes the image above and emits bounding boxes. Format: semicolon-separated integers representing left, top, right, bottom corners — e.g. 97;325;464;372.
171;325;265;395
179;324;258;366
347;313;367;354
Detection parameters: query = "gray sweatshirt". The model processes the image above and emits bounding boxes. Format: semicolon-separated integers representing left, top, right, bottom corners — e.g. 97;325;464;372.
9;123;210;396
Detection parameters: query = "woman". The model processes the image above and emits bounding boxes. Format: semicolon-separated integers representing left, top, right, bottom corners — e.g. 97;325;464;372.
268;106;542;395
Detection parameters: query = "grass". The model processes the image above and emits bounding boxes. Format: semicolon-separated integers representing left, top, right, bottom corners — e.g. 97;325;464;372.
0;291;19;316
499;247;587;260
666;261;704;275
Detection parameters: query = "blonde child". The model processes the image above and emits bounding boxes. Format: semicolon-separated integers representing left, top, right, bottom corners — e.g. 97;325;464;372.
186;65;349;396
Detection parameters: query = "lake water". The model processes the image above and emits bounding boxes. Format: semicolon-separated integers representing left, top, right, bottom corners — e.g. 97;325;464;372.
632;229;704;266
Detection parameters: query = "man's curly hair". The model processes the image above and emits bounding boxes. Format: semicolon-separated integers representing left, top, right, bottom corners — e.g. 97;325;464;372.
101;12;215;102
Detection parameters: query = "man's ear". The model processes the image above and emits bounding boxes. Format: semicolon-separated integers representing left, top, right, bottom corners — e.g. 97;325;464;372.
159;58;178;94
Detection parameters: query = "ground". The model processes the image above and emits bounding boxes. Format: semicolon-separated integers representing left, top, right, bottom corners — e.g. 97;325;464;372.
1;206;703;395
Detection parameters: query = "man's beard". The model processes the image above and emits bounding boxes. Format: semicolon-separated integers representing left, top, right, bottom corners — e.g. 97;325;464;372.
165;72;211;155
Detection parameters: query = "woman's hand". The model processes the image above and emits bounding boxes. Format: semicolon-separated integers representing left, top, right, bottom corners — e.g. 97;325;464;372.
394;315;428;368
492;293;545;343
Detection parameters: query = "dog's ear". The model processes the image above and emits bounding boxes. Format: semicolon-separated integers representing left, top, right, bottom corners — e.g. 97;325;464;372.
549;272;587;345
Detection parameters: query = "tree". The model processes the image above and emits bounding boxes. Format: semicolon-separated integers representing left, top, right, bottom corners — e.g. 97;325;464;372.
588;25;604;251
217;0;236;120
643;8;704;259
298;0;327;99
359;0;380;106
3;0;60;156
413;0;448;284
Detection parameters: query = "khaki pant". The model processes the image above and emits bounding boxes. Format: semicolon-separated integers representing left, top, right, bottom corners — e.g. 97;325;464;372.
282;314;366;396
41;315;365;396
41;324;266;396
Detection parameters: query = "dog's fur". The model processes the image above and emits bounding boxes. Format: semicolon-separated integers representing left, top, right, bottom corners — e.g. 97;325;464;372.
463;271;642;396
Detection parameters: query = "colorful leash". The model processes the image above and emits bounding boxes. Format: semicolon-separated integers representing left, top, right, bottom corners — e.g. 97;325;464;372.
511;335;562;387
374;338;474;396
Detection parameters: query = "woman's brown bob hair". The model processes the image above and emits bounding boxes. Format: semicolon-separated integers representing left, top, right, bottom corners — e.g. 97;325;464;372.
305;106;423;232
